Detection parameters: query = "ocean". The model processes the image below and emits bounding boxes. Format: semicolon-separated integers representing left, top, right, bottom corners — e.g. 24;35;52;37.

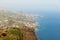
27;11;60;40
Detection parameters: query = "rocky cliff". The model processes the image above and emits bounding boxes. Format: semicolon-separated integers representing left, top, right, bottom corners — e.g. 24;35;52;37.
0;27;38;40
21;26;38;40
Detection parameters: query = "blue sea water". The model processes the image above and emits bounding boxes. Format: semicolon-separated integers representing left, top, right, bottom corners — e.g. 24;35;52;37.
27;11;60;40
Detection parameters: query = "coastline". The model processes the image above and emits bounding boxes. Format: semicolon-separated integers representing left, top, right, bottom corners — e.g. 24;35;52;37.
0;9;40;40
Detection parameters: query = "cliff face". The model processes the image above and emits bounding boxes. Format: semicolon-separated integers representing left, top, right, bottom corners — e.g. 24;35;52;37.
21;26;38;40
0;27;38;40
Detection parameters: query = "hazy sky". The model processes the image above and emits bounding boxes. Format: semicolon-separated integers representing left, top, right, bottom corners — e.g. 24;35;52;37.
0;0;60;11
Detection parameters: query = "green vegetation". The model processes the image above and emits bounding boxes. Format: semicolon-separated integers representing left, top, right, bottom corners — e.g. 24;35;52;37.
10;28;22;36
0;28;22;40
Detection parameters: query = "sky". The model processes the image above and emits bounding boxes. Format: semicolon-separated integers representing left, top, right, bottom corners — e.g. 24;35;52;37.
0;0;60;11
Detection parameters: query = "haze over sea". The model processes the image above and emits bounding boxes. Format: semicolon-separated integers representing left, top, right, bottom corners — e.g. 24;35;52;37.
0;0;60;40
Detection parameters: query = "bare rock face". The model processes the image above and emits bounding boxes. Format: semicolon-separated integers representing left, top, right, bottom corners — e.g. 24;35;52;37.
0;27;38;40
21;26;38;40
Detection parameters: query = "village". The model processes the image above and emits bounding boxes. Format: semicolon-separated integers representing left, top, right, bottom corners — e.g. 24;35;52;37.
0;9;42;40
0;9;41;29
